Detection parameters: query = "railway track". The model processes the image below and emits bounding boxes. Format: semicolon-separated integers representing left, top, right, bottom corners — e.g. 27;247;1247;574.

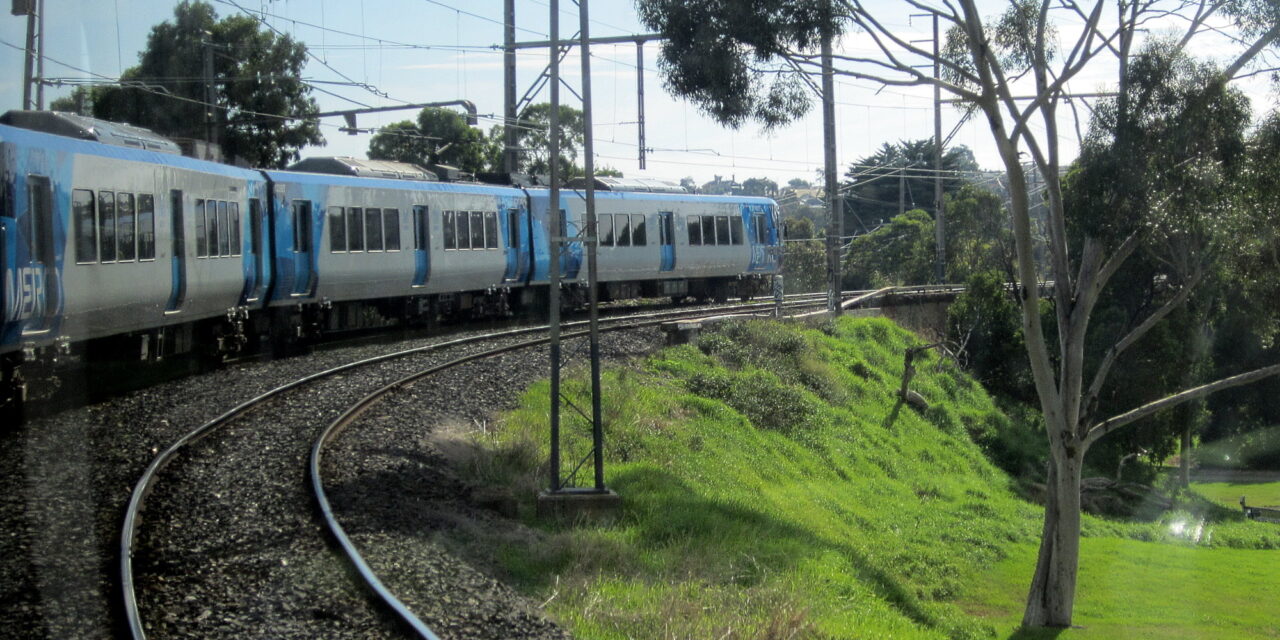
119;291;858;639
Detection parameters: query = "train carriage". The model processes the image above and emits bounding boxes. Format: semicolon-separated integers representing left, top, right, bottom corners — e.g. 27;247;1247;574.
1;113;268;379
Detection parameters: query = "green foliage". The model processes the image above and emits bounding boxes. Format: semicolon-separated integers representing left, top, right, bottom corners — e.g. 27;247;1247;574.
50;0;322;168
488;102;587;176
367;107;493;174
944;184;1011;283
843;139;981;227
782;238;826;293
635;0;839;128
844;209;935;288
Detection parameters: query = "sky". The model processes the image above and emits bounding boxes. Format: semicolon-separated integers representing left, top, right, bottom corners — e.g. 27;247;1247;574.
1;1;1275;188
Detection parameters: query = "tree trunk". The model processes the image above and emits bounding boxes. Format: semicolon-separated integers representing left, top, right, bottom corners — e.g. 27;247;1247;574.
1180;424;1192;488
1022;454;1083;628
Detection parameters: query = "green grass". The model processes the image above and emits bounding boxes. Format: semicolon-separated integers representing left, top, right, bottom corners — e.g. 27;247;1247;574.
1192;480;1280;509
960;539;1280;639
443;316;1280;639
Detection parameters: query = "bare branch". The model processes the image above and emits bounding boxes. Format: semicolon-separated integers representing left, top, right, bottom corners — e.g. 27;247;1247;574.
1086;362;1280;448
1224;22;1280;80
1082;270;1203;424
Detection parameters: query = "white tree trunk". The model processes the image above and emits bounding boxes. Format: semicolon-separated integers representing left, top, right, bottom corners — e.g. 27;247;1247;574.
1023;453;1083;628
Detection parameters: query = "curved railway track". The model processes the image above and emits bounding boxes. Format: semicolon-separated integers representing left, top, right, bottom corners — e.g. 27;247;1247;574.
119;290;880;639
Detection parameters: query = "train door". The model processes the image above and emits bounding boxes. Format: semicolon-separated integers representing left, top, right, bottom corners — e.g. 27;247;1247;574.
659;211;675;272
411;205;429;287
502;205;528;283
19;175;58;334
745;204;780;272
165;190;186;312
289;200;314;296
247;198;267;301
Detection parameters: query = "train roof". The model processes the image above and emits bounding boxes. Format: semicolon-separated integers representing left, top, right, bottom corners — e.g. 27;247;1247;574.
0;118;263;180
260;167;521;196
0;110;182;154
286;156;439;182
565;176;688;193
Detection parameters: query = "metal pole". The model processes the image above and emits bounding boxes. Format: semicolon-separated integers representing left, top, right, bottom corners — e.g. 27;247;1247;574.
203;39;216;147
899;166;905;215
22;4;34;110
547;0;563;492
503;0;518;173
636;41;646;170
822;11;841;316
932;13;945;283
34;0;43;109
579;0;606;492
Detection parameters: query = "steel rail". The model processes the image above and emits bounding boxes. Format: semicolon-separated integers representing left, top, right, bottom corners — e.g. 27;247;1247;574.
118;290;850;639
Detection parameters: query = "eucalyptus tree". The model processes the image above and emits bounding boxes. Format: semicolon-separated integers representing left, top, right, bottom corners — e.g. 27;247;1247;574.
637;0;1280;628
368;108;494;174
51;0;322;168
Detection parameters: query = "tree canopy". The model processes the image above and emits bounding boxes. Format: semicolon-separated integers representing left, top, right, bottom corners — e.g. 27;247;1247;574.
50;0;322;168
368;108;493;175
844;139;980;227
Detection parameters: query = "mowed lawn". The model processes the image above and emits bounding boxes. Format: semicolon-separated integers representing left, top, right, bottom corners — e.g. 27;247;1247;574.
961;538;1280;639
1193;479;1280;509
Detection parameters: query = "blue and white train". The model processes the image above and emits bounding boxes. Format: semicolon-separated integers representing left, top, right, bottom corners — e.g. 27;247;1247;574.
0;110;781;407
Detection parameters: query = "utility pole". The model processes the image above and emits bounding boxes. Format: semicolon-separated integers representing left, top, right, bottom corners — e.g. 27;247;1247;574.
547;0;563;492
636;42;646;170
822;6;841;316
503;0;518;173
579;0;607;493
203;36;218;148
15;0;35;109
899;166;906;215
931;13;945;284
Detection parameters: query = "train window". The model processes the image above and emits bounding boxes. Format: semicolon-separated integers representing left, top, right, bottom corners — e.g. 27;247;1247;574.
617;214;632;247
702;216;716;246
229;203;241;257
117;193;136;261
470;211;486;249
328;207;346;252
194;198;207;257
599;213;613;247
73;189;97;263
688;215;701;246
217;201;230;257
506;209;519;249
443;210;456;249
413;206;429;250
462;211;476;249
715;216;730;246
730;216;744;245
138;194;155;260
384;208;400;251
249;199;263;258
632;214;647;246
366;207;384;251
292;200;312;252
347;207;364;251
483;211;498;250
752;213;767;244
662;211;675;246
207;200;219;258
99;191;117;262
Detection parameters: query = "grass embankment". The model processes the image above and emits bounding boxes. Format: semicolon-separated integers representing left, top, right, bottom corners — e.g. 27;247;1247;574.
1192;479;1280;509
445;317;1280;639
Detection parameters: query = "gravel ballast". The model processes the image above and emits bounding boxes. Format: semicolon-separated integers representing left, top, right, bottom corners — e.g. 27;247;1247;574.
0;314;673;638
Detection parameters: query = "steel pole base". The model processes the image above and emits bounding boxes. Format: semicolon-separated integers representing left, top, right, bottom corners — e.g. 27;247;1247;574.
536;487;621;522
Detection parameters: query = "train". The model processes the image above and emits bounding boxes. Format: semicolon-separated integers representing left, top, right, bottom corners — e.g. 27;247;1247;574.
0;110;782;410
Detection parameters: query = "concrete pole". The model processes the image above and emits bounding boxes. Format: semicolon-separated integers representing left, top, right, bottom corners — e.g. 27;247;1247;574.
22;4;35;110
547;0;563;492
822;15;841;315
932;14;946;283
579;0;606;492
203;38;217;147
636;42;646;170
503;0;518;173
34;0;43;109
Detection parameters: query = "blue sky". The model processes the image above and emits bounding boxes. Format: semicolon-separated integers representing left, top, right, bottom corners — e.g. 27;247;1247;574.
2;1;1275;187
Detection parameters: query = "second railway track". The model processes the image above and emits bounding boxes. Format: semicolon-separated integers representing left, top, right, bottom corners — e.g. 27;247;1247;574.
120;292;853;638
